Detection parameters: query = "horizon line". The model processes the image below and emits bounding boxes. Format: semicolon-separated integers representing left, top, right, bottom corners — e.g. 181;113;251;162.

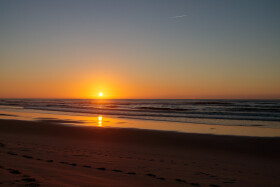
0;97;279;100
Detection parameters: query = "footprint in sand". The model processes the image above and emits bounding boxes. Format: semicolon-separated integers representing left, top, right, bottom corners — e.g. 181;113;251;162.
197;172;207;175
3;151;196;186
7;151;17;156
22;177;36;182
190;182;200;186
223;181;235;184
126;172;136;175
22;177;40;187
8;169;21;174
1;166;40;186
22;155;33;159
146;173;156;178
175;179;186;183
209;184;220;187
112;169;122;172
83;165;91;168
223;178;237;184
97;167;106;171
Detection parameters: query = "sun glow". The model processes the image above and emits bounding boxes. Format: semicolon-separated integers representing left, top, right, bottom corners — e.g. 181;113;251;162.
99;92;103;97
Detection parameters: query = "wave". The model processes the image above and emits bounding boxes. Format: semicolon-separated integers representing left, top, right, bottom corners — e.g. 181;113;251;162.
0;99;280;123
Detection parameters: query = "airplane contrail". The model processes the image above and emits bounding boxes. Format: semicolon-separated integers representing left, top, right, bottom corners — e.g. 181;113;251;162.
171;14;187;18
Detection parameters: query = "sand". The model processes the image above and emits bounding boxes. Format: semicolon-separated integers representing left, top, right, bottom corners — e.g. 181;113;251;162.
0;119;279;186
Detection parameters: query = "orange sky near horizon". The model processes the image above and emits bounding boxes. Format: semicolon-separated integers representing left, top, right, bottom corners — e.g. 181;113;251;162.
0;49;279;99
1;70;279;99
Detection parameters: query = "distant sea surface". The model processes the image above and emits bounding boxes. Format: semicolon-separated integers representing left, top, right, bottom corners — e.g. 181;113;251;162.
0;99;279;129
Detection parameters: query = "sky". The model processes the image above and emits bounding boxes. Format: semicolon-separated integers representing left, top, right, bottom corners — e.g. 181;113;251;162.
0;0;280;99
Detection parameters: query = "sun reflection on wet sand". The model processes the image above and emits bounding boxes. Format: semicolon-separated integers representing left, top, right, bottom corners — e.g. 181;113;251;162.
0;108;280;137
98;115;102;127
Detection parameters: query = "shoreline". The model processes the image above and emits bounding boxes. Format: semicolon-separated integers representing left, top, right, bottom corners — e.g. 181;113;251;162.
1;108;280;137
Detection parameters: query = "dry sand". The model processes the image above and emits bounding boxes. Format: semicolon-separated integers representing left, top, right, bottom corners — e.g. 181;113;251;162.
0;119;280;186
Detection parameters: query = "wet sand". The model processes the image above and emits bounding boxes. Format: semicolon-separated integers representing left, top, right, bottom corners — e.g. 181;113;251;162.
0;119;280;186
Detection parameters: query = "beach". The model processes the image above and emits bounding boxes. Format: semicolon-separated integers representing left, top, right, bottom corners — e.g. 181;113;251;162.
1;0;280;186
1;0;280;185
0;119;279;186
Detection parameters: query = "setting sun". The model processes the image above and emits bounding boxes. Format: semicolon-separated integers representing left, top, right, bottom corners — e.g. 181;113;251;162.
99;92;103;97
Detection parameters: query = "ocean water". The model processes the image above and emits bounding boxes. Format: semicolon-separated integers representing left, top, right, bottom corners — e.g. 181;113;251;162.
0;99;279;129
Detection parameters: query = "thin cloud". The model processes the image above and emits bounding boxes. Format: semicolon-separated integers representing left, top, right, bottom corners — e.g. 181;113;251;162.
171;14;187;18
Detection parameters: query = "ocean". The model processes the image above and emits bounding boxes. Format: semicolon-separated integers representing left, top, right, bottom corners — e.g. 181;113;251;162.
0;99;279;129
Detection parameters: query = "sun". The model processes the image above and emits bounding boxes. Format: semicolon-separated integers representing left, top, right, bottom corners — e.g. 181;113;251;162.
99;92;103;97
